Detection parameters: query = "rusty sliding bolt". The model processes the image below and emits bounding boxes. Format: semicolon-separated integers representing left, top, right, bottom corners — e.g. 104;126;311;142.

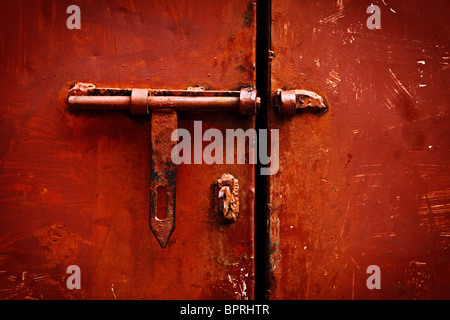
274;89;328;116
66;83;259;248
67;84;260;115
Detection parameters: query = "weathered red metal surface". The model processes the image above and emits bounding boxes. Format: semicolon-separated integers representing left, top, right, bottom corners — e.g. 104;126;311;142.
0;0;256;299
269;0;449;299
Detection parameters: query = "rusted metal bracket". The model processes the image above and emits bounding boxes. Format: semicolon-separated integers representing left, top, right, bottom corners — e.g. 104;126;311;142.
67;83;259;248
150;111;177;248
274;89;328;116
215;173;240;223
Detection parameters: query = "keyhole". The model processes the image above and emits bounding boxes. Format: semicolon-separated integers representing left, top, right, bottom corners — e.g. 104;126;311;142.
156;186;167;221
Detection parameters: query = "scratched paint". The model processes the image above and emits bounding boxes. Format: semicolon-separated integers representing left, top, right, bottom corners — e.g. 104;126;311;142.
269;0;449;299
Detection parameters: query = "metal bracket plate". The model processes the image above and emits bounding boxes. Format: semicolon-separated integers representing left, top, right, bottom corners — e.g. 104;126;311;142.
150;111;177;248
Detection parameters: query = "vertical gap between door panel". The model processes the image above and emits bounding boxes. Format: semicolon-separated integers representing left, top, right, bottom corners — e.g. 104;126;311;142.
255;0;271;301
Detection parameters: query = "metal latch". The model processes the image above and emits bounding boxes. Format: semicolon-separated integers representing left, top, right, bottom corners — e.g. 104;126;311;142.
67;83;259;248
274;89;328;116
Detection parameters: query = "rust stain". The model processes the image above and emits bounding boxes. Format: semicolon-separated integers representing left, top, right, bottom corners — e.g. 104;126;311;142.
34;223;90;268
215;173;240;223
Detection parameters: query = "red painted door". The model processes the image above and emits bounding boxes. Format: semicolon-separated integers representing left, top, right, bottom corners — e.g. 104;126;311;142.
0;0;256;299
268;0;449;299
1;0;448;301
